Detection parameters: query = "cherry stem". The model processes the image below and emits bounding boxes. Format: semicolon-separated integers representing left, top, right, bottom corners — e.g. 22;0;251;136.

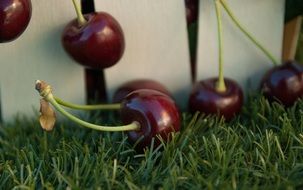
215;0;226;92
35;80;140;132
219;0;279;66
54;97;121;110
72;0;87;26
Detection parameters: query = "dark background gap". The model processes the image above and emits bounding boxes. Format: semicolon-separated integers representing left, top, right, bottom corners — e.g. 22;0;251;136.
285;0;303;22
0;87;2;123
81;0;108;104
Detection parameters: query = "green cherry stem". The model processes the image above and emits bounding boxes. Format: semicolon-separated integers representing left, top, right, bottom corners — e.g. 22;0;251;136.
48;95;138;131
35;80;140;132
215;0;226;92
54;97;121;110
72;0;87;26
219;0;279;66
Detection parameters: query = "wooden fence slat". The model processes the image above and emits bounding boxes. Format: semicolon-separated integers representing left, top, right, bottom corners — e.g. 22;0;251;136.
0;0;86;121
94;0;192;109
282;16;302;61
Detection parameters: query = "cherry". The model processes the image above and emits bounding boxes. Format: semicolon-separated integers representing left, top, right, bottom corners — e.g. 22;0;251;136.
62;0;125;69
260;60;303;106
188;78;243;120
112;79;171;103
188;1;243;120
185;0;199;24
120;89;181;150
35;81;180;151
219;0;303;107
0;0;31;43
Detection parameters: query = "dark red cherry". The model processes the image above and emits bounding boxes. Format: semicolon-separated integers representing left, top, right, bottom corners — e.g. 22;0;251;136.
185;0;199;24
188;77;243;120
260;60;303;106
120;89;181;150
62;12;125;69
0;0;31;42
112;79;171;103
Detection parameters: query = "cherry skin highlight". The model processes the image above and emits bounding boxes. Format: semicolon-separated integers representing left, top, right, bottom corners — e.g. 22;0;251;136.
0;0;31;42
188;77;243;120
112;79;172;103
260;60;303;106
62;12;125;69
120;89;181;150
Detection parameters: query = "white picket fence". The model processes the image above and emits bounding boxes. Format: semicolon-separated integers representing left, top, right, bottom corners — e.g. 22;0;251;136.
0;0;285;122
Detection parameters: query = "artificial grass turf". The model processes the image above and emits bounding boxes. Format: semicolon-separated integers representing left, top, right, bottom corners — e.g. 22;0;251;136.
0;94;303;189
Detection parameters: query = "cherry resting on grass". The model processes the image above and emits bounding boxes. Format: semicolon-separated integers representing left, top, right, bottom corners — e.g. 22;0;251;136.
0;0;31;42
189;78;243;120
219;0;303;106
35;80;180;150
62;0;125;69
260;60;303;106
113;79;172;103
188;0;243;121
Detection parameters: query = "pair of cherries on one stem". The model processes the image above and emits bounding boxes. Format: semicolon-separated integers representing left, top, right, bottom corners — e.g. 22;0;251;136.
0;0;31;42
227;1;303;107
36;79;180;151
218;1;303;107
189;0;303;121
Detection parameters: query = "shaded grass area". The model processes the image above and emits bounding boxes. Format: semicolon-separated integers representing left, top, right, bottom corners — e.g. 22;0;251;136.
1;95;303;189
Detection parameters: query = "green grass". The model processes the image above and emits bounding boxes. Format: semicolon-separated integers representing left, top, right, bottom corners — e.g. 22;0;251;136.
1;94;303;189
